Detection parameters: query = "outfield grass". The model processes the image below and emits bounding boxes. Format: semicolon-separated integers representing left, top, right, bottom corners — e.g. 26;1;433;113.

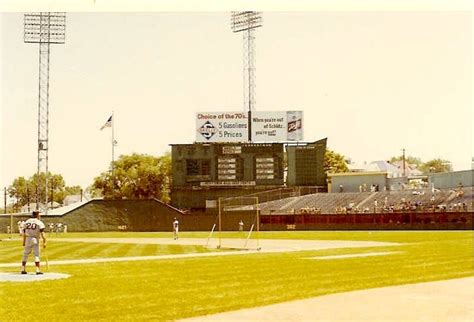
0;236;213;263
1;231;473;321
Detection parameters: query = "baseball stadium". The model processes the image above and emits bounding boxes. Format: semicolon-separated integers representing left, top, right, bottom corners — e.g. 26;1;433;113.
1;132;473;322
1;10;473;322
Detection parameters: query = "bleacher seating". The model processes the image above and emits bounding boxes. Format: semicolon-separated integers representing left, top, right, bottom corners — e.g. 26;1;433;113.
258;188;472;215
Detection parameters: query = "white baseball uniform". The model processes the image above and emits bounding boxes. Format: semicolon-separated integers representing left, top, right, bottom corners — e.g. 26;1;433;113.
22;218;46;263
18;220;26;236
173;220;179;239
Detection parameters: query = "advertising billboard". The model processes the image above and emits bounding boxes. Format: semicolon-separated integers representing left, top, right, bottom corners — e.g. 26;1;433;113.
251;111;303;142
195;111;303;142
195;112;248;142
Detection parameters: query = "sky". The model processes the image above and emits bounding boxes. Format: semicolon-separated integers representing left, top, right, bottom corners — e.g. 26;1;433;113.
0;2;472;206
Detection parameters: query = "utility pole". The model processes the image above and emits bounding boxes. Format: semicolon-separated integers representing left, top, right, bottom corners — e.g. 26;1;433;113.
27;186;30;212
5;187;13;239
402;148;406;177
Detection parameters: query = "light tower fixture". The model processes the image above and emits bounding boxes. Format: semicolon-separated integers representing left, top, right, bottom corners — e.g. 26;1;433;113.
231;11;263;142
24;12;66;213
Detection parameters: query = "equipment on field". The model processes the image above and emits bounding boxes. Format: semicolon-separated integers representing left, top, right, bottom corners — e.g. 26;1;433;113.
207;196;260;250
205;223;217;248
43;244;49;271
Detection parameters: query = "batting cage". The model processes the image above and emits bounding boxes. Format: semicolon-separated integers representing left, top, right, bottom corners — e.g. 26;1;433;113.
205;196;261;250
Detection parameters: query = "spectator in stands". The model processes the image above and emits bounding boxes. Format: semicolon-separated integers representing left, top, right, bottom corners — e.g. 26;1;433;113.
347;201;354;211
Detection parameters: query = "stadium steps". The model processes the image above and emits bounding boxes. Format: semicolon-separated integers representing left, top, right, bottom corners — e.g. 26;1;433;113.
279;197;304;212
444;191;459;204
356;192;377;209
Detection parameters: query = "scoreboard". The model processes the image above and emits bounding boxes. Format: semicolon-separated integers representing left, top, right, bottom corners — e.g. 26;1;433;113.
171;143;284;187
287;138;327;186
170;140;326;209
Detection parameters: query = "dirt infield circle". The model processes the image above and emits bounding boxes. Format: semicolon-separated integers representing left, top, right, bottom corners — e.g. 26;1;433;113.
0;272;71;282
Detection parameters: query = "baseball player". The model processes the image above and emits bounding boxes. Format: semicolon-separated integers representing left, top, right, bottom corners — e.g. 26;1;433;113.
18;220;26;236
173;217;179;240
20;210;47;275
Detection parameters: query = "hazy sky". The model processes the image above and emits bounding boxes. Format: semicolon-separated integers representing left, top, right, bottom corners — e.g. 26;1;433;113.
0;8;472;204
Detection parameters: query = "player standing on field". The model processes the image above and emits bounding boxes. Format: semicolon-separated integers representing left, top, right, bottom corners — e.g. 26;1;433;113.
21;210;47;275
173;217;179;240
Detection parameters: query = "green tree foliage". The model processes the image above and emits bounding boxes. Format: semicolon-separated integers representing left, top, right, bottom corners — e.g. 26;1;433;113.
324;150;349;173
389;155;452;174
419;158;452;173
7;176;32;208
390;155;423;168
8;172;80;208
92;153;171;202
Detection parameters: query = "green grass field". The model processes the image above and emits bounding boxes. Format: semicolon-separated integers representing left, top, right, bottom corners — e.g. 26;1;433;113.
1;231;473;321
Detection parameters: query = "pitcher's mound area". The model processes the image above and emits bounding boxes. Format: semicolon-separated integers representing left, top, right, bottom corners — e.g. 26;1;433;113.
0;272;70;282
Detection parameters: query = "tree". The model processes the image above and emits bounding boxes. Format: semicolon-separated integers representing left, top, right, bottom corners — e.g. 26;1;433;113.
324;149;349;173
420;158;452;173
7;176;34;211
92;153;171;202
390;155;422;169
55;185;82;204
8;172;80;209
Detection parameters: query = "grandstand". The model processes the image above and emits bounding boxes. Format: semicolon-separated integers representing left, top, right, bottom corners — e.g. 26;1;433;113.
258;187;472;215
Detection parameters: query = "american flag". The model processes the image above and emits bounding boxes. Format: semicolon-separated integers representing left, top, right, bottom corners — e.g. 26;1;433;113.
100;115;112;130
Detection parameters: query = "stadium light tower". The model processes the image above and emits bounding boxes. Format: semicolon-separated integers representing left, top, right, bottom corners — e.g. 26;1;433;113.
231;11;263;142
24;12;66;213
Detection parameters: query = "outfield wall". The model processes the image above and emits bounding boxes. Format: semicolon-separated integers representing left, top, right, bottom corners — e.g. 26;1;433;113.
259;212;473;230
0;199;184;233
1;200;472;232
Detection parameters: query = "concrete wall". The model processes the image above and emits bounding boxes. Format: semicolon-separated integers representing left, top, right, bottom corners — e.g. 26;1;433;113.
429;170;473;189
329;173;388;193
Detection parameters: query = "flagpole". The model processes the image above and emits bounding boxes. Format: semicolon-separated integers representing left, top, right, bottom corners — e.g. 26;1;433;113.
112;111;115;165
111;111;115;198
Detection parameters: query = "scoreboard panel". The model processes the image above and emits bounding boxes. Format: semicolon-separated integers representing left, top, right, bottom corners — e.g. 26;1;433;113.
171;143;284;187
287;138;327;186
